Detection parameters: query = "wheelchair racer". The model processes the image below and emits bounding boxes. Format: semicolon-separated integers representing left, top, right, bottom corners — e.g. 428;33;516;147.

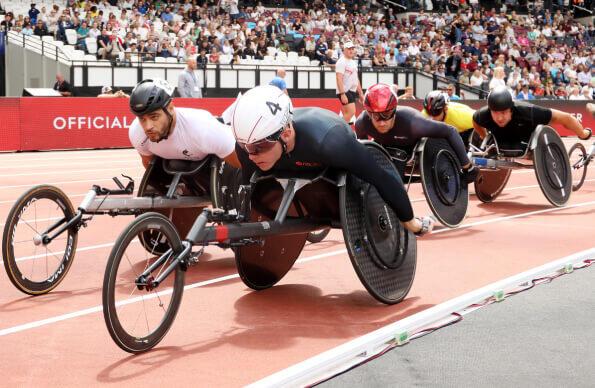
422;90;476;147
354;83;478;184
227;85;435;236
472;87;592;150
128;79;240;168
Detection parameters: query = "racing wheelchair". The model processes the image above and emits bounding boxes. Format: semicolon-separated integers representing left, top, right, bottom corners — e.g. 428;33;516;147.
101;142;417;353
1;156;242;296
468;125;572;206
384;137;469;228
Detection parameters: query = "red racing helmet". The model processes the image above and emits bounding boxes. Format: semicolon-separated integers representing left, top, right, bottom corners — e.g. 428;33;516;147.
363;83;398;114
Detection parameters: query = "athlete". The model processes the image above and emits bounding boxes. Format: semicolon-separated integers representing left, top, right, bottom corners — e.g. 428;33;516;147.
355;83;478;184
422;90;476;147
473;87;592;149
227;85;435;235
128;78;240;168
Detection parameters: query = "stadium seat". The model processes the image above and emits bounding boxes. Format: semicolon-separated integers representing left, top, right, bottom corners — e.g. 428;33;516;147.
155;57;166;63
41;35;54;42
298;56;311;66
65;29;78;45
267;46;277;57
166;57;178;63
85;37;98;54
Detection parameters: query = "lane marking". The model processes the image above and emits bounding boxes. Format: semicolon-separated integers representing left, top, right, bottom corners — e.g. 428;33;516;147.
1;160;137;170
0;176;142;190
1;199;595;336
0;167;143;178
0;249;346;337
252;247;595;387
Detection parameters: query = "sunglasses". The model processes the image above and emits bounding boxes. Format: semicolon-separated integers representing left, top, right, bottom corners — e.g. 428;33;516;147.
238;128;284;155
369;109;396;122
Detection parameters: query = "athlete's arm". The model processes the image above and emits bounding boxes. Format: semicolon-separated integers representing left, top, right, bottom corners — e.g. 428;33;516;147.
549;109;591;140
409;113;471;167
140;154;154;169
472;118;488;139
319;129;414;223
223;149;241;169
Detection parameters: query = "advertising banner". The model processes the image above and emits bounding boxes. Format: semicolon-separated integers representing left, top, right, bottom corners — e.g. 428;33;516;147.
0;97;592;152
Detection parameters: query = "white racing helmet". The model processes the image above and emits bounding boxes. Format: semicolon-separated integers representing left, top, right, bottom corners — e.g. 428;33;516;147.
229;85;293;147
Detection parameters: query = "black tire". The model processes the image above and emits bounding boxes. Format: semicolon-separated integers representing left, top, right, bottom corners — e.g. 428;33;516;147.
306;228;331;243
102;212;185;353
568;143;588;192
136;164;171;256
2;185;78;295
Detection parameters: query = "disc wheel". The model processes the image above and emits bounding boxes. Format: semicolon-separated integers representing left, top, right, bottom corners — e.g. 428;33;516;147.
103;212;185;353
2;185;78;295
568;143;587;192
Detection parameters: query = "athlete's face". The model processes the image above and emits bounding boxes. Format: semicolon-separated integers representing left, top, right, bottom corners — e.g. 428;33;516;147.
247;126;293;171
490;108;512;127
138;105;173;142
370;112;396;134
429;107;447;122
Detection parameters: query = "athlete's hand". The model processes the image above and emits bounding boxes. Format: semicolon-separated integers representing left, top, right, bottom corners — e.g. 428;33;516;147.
340;93;348;105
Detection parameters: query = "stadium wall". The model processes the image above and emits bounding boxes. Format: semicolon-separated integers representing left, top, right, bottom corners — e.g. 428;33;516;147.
0;98;592;152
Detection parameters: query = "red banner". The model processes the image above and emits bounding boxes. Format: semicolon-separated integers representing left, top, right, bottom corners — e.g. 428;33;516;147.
0;98;592;152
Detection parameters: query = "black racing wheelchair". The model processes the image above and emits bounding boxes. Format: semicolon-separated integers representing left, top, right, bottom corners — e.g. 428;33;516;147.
468;125;572;206
1;156;242;296
384;137;469;228
101;142;417;353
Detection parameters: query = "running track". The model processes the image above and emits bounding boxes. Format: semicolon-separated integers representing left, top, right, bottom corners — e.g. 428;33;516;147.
0;143;593;386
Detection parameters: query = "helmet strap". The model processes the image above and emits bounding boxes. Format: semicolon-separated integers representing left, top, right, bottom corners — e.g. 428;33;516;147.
278;137;288;154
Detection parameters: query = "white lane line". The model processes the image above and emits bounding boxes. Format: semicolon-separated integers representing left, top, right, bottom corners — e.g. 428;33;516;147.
1;199;595;337
252;247;595;387
0;249;347;337
0;167;143;178
0;194;87;205
0;176;142;190
1;160;137;170
0;150;135;163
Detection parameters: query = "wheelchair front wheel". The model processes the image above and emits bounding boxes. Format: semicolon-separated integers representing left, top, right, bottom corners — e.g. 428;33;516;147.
102;212;185;353
568;143;588;191
307;228;331;243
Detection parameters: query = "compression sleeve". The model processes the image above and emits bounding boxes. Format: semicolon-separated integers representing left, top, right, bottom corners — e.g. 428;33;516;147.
319;129;414;222
409;113;471;165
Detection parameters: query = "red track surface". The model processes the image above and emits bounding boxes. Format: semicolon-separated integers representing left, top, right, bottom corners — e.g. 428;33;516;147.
0;143;593;386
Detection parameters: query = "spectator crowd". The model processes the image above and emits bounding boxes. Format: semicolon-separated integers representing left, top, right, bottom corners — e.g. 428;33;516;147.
0;0;593;99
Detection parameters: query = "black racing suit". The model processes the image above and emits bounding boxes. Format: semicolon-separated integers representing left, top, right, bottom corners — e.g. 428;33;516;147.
473;102;553;150
236;107;415;222
354;106;472;175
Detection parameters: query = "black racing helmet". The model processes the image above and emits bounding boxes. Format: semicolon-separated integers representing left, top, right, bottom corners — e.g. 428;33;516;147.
423;90;448;116
129;79;174;116
487;86;514;112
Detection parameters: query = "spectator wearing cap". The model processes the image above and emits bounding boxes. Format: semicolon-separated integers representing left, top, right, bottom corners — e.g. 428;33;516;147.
335;41;363;124
28;4;40;25
178;57;202;98
269;68;288;95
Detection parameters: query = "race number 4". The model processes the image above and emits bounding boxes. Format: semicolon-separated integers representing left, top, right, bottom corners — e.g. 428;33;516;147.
266;101;282;115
